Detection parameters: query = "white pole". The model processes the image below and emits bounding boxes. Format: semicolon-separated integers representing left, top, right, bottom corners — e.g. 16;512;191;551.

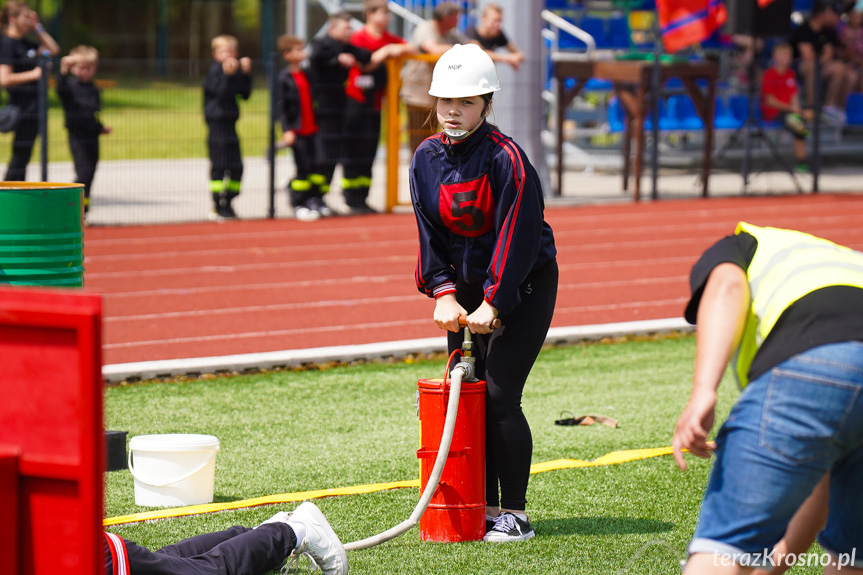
295;0;307;37
489;0;551;196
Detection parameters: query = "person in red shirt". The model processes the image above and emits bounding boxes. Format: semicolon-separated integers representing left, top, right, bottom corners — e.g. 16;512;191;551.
340;0;416;214
276;34;328;221
761;42;813;173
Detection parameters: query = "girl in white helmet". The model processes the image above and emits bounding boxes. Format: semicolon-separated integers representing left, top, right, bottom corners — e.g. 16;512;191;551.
410;43;558;543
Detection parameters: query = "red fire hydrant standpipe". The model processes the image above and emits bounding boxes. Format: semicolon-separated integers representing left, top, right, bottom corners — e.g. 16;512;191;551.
343;317;498;551
417;368;486;540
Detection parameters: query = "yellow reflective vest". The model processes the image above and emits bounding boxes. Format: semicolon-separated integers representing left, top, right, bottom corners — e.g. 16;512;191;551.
733;222;863;387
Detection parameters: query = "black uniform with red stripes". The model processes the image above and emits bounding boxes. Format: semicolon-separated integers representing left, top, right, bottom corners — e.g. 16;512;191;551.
410;121;558;511
103;523;296;575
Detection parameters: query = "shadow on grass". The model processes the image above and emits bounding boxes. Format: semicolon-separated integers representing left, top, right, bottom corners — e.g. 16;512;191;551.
536;516;674;537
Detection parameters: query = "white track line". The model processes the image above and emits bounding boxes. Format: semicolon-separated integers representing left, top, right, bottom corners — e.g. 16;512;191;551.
105;277;687;322
102;317;693;382
86;195;863;249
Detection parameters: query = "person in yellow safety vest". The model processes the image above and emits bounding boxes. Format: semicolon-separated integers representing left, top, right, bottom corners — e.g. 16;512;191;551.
751;473;829;575
673;222;863;574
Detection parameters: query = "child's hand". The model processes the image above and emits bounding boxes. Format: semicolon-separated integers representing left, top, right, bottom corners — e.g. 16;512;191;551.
102;126;112;135
433;294;468;333
337;53;357;68
282;130;296;147
370;44;398;66
239;57;252;74
222;57;239;75
465;300;498;334
60;55;73;75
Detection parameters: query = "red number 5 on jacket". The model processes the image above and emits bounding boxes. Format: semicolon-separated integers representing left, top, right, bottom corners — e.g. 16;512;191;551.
439;174;495;238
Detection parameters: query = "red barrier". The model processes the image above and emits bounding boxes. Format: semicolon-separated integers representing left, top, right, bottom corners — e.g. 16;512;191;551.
0;287;103;575
0;448;20;572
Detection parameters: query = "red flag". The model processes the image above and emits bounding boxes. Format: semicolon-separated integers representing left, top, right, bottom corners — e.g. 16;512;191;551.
657;0;728;53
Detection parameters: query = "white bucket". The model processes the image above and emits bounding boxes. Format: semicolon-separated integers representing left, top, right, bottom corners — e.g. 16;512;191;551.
128;434;220;507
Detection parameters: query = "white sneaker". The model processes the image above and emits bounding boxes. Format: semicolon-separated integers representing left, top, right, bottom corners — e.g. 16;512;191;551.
294;206;320;222
483;512;535;543
287;502;347;575
823;105;847;125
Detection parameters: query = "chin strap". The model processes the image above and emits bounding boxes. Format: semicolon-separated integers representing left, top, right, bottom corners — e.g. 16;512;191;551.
443;127;470;140
443;116;486;141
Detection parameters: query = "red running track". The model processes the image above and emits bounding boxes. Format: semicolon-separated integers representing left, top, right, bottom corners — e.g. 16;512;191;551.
84;193;863;366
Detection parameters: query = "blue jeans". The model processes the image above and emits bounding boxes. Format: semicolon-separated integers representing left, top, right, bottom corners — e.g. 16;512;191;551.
689;341;863;568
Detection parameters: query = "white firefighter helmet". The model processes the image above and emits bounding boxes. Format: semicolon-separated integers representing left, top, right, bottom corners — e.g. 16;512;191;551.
428;44;500;98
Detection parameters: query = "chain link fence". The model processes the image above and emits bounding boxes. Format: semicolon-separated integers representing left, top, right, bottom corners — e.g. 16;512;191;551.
4;55;863;226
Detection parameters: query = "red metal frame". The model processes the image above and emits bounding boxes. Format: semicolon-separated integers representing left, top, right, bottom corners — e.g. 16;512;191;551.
0;287;103;575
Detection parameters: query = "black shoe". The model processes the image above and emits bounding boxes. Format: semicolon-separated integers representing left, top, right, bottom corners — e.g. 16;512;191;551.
483;512;535;542
348;203;376;215
219;201;238;220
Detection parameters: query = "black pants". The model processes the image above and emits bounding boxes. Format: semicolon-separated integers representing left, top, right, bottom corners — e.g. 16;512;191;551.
316;111;344;188
447;260;559;510
70;136;99;201
341;95;380;207
288;132;325;208
207;120;243;182
5;113;38;181
108;523;296;575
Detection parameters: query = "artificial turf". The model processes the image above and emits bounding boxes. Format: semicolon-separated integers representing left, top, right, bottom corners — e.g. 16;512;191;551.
104;335;827;574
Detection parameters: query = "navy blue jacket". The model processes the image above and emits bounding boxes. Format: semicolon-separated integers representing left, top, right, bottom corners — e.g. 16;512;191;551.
410;122;557;316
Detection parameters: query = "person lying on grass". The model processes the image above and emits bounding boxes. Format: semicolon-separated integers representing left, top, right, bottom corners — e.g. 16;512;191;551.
104;501;347;575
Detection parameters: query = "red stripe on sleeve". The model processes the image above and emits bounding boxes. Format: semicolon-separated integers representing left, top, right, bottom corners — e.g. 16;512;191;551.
485;131;526;303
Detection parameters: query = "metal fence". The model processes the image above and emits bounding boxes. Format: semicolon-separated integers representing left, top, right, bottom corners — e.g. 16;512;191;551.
4;55;863;227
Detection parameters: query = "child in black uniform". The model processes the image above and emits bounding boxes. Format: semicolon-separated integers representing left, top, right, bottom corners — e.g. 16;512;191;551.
203;34;252;221
411;45;558;543
276;34;327;221
58;45;111;217
104;501;347;575
307;11;371;215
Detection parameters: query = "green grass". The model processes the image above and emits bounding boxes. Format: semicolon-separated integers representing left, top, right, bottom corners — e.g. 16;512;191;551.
0;81;272;162
103;336;827;574
0;78;407;164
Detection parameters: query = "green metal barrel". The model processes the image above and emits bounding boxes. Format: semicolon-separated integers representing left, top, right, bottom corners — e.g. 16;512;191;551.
0;182;85;287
